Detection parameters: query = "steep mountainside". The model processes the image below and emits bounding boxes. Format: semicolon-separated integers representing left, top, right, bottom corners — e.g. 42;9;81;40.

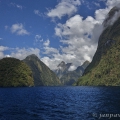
81;61;90;70
75;6;120;86
23;54;61;86
60;61;90;85
0;58;34;87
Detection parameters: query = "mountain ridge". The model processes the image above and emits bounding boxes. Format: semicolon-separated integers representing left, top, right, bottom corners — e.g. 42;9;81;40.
23;54;61;86
54;60;90;85
75;6;120;86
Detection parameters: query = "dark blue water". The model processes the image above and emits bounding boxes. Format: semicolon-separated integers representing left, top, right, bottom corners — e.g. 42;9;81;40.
0;86;120;120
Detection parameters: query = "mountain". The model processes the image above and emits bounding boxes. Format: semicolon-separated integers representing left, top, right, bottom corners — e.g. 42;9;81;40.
103;6;120;27
81;60;90;70
55;61;90;85
54;61;72;79
75;6;120;86
0;57;34;87
23;54;61;86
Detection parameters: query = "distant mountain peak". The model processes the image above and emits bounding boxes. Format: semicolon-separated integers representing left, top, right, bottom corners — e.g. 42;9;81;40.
54;61;72;79
81;60;90;69
25;54;39;61
23;55;61;86
54;60;90;85
75;66;84;73
83;60;90;64
66;63;72;66
26;54;38;58
58;61;65;67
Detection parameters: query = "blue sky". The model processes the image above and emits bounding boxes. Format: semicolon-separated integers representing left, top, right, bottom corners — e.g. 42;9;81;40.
0;0;120;70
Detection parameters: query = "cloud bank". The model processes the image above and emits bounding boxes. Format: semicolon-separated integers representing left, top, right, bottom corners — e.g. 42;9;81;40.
0;47;40;60
10;48;40;60
41;0;120;70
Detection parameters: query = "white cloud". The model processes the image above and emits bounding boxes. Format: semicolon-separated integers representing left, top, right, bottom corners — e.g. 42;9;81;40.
34;35;43;47
94;1;120;28
34;10;42;16
93;2;100;7
0;38;3;40
35;35;41;42
43;39;50;47
104;9;120;27
10;3;23;9
43;47;59;55
42;1;113;70
103;3;120;27
0;52;4;59
0;46;8;51
10;23;30;35
55;15;99;38
42;39;59;55
0;46;40;60
5;55;11;58
0;46;8;59
47;0;81;19
95;8;110;23
54;15;100;63
16;5;23;9
106;0;120;8
44;11;100;70
41;0;120;71
68;65;76;71
41;57;58;68
91;23;103;44
10;48;40;60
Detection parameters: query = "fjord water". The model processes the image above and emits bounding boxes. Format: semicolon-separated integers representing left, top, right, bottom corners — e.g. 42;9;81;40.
0;86;120;120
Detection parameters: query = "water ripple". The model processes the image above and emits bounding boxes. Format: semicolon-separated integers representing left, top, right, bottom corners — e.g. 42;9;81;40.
0;86;120;120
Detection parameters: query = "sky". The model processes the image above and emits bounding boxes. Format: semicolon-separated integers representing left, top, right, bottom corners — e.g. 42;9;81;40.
0;0;120;70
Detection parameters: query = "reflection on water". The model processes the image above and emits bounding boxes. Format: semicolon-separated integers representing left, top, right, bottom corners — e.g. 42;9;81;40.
0;86;120;120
